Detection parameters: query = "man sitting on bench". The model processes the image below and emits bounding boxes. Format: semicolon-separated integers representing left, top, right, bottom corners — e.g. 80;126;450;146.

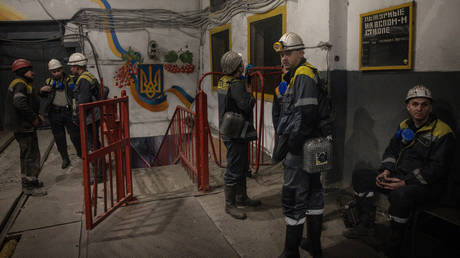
342;85;455;257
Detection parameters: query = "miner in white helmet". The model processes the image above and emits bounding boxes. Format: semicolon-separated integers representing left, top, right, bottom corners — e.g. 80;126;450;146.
218;51;260;220
68;52;102;183
40;59;81;169
343;85;455;257
272;32;325;258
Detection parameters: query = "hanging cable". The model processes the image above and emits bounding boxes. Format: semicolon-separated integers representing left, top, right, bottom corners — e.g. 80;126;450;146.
35;0;79;33
69;0;285;31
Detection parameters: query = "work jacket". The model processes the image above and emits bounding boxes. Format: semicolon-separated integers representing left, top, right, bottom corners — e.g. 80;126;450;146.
272;58;320;155
221;78;257;142
4;76;40;133
217;75;233;127
40;73;75;114
381;115;455;185
73;71;100;125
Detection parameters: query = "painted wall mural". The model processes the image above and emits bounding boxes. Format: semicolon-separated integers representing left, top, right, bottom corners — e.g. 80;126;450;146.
92;0;195;112
0;2;27;20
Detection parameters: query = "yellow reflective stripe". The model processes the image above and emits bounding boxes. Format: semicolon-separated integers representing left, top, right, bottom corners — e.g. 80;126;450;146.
76;71;97;85
217;75;234;90
289;62;317;88
399;119;409;129
400;118;453;138
431;119;453;138
9;78;32;93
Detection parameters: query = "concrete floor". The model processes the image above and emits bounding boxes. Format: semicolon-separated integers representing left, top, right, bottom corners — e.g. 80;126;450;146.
3;136;456;257
0;129;54;225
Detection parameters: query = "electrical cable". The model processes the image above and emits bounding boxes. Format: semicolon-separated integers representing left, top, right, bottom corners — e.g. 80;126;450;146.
68;0;285;31
35;0;79;33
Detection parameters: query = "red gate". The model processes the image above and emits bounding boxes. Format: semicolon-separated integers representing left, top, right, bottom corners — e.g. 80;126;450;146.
247;67;282;173
199;68;281;174
79;90;133;230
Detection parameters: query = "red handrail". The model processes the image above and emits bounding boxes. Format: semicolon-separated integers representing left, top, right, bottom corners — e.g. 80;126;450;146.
79;90;133;230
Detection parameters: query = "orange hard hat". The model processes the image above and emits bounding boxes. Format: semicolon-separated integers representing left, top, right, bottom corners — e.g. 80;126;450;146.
12;58;32;72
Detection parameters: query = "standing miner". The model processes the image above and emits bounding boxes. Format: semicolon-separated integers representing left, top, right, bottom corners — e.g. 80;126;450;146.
40;59;81;169
273;32;325;258
4;58;47;196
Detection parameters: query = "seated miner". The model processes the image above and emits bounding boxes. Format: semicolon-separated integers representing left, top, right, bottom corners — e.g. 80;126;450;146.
343;85;455;257
219;51;260;220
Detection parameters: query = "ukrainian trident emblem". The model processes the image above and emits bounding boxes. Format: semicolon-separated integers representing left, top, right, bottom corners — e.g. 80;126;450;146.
131;64;168;111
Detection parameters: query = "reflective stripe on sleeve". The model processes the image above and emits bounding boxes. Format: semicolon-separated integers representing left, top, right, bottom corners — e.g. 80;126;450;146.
294;97;318;107
413;168;428;184
381;157;396;164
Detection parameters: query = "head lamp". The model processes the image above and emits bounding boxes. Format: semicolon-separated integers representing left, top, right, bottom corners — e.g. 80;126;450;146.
273;41;284;52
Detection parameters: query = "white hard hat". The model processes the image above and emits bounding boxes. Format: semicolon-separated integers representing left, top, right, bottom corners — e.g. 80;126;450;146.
48;59;63;70
220;51;243;75
273;32;305;52
68;52;87;66
406;85;432;102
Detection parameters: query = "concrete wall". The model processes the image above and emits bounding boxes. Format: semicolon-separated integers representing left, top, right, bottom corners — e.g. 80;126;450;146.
202;0;332;154
1;0;202;138
4;0;459;187
201;0;460;187
339;0;460;186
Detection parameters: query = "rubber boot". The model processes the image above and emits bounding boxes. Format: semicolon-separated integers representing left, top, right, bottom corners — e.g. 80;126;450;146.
225;184;247;220
300;215;323;258
236;176;261;207
343;195;376;239
22;183;47;196
279;224;303;258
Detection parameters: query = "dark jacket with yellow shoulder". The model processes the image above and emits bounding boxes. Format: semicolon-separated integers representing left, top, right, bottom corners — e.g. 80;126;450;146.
40;73;75;114
272;58;320;155
73;71;100;124
217;75;233;127
221;77;257;142
4;76;40;133
381;115;455;185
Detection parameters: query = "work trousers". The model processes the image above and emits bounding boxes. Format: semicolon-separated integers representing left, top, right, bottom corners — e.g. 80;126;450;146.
49;106;81;159
224;140;249;185
283;152;324;225
352;169;441;224
14;131;40;186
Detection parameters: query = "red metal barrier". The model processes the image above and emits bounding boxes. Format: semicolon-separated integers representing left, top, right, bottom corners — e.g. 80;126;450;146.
79;90;133;230
247;67;282;173
151;99;210;191
152;68;281;191
197;68;281;174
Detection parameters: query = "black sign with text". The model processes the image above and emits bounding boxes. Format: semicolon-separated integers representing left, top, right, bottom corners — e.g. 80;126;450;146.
359;2;413;70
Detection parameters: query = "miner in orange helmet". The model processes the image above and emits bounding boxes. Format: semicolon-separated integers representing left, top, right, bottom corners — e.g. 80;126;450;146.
4;58;47;196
